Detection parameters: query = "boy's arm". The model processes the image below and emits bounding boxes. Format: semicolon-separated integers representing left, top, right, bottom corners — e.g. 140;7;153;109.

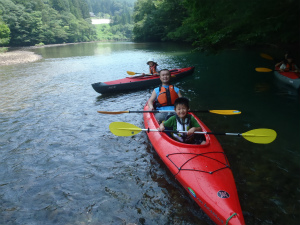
187;127;202;135
187;116;202;135
157;116;174;131
163;115;175;128
157;122;165;131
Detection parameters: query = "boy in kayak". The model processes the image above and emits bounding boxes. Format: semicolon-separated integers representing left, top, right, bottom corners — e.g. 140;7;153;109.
147;69;182;121
158;97;206;144
142;58;161;76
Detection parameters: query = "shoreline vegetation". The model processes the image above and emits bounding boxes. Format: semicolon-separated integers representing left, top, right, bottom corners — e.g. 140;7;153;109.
1;0;298;66
1;41;299;66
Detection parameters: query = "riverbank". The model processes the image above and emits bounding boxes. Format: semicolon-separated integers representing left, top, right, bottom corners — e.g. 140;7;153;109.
1;41;298;66
0;50;42;66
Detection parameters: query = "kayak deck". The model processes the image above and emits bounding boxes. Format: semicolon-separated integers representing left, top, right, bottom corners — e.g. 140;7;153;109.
143;104;245;225
91;67;194;94
274;67;300;90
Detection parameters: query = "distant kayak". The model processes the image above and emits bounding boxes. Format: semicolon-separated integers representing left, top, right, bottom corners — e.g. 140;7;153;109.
143;104;245;225
91;67;195;94
274;67;300;90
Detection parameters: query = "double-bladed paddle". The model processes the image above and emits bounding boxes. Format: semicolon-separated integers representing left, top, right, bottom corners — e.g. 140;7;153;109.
109;122;277;144
98;110;241;115
127;69;178;76
127;71;152;76
255;67;300;73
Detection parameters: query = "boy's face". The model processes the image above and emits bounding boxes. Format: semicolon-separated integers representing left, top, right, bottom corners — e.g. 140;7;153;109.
175;104;189;119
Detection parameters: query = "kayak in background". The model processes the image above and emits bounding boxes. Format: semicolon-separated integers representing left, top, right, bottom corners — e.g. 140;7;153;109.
91;67;195;94
274;67;300;90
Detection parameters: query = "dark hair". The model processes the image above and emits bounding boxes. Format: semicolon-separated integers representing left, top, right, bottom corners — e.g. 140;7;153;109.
159;69;170;76
174;97;189;109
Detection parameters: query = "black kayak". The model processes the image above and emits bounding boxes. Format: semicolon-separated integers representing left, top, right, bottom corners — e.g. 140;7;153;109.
91;67;195;94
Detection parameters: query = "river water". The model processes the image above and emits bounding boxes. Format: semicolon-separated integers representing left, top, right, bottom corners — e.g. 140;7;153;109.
0;42;299;225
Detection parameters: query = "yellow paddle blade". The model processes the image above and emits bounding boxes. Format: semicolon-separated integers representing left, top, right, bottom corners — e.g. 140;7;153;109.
255;67;273;72
98;111;129;114
260;53;274;60
242;129;277;144
109;122;142;136
126;71;136;75
209;110;241;115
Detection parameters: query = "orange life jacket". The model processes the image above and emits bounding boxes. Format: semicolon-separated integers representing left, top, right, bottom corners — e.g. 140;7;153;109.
149;64;158;74
284;63;297;72
156;85;179;107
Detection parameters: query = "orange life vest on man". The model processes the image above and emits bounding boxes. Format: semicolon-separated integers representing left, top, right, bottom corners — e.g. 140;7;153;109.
156;85;179;107
284;63;297;72
149;64;158;74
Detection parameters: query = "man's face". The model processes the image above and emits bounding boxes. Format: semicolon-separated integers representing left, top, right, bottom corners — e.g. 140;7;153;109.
160;70;171;83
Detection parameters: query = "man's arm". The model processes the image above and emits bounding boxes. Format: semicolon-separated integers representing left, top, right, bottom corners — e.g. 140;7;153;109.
147;89;157;110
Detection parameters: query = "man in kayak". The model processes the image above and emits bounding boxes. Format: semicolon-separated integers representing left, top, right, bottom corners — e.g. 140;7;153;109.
142;58;161;76
147;69;182;121
158;97;206;144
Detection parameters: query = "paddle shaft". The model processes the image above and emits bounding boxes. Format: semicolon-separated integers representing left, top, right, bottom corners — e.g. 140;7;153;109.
110;122;277;143
97;109;241;115
128;110;241;113
134;128;242;136
98;110;209;114
128;69;178;76
256;67;300;73
129;110;210;113
139;129;270;138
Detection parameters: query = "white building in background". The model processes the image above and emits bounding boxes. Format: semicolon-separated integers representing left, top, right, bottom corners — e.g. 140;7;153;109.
91;19;111;25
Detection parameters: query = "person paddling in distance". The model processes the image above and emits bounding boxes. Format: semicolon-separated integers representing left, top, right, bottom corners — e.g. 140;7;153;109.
279;54;299;73
142;58;161;76
275;51;289;68
158;97;206;144
147;69;182;121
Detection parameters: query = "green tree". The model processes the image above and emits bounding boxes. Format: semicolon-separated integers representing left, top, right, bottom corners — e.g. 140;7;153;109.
133;0;186;42
0;0;97;46
132;0;300;50
0;16;10;46
51;0;70;12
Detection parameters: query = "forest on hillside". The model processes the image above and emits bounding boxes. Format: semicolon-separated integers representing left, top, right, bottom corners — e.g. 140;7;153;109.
0;0;134;47
0;0;93;46
133;0;300;51
90;0;134;41
1;0;299;51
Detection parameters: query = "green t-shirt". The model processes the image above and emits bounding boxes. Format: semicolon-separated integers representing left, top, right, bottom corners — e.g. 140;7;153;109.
163;115;200;131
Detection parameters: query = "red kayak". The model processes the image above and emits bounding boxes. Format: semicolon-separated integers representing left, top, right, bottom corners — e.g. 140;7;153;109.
143;104;245;225
91;67;194;94
274;67;300;90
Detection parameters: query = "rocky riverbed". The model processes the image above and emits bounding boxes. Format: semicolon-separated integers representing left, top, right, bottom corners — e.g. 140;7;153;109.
0;50;42;66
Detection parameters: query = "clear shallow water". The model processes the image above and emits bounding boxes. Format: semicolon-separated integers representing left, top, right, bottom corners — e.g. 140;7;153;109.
0;42;299;225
